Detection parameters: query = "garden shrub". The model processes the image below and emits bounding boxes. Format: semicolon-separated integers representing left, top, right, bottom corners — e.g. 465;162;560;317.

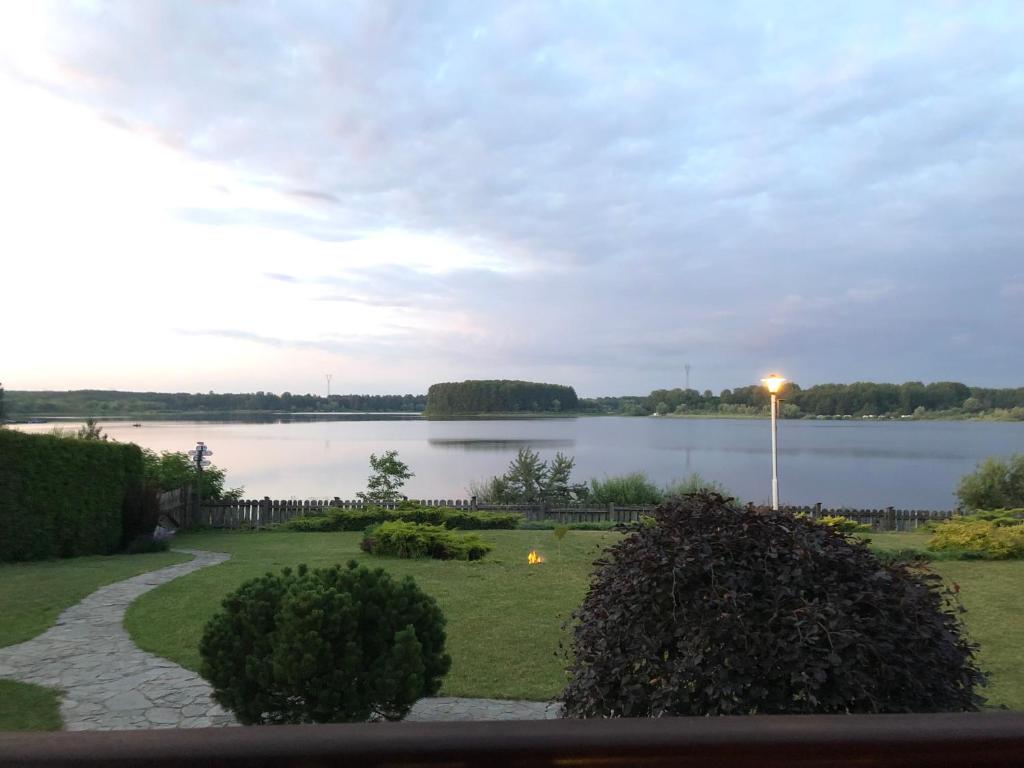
0;430;146;562
928;518;1024;560
588;473;662;505
361;521;492;560
278;504;519;532
562;493;984;717
518;520;619;531
817;515;871;533
874;548;933;566
962;508;1024;526
200;561;450;724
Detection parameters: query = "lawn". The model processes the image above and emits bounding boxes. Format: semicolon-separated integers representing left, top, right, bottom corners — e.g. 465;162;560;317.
126;529;1024;709
0;550;192;649
864;532;1024;711
126;530;617;701
0;681;62;731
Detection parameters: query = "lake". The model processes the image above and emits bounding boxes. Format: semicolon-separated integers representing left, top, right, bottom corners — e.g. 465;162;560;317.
15;416;1024;509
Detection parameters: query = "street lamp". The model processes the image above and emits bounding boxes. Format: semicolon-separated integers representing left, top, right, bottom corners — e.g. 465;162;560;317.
760;374;786;511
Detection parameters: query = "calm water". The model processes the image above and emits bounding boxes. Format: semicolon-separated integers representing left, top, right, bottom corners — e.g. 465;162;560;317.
16;417;1024;509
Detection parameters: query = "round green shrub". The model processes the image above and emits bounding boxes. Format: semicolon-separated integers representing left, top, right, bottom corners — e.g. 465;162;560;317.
361;521;492;560
199;561;450;724
562;493;984;717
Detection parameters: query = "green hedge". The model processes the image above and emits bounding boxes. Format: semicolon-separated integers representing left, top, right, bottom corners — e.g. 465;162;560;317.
0;430;146;561
360;521;492;560
278;504;521;532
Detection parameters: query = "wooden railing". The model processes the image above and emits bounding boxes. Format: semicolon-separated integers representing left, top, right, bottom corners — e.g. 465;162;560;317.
2;713;1022;767
161;492;959;532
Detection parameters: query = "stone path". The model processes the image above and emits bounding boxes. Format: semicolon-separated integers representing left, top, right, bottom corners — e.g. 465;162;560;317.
0;548;563;730
407;697;562;721
0;549;236;730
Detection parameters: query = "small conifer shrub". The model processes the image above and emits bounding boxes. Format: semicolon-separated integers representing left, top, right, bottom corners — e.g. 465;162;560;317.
562;493;984;717
199;561;450;724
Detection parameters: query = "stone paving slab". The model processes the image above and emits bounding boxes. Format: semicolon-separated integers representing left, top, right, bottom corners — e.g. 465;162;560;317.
0;549;237;731
0;547;564;730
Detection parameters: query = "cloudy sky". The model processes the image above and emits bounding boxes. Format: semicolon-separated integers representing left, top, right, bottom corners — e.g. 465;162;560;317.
1;1;1022;396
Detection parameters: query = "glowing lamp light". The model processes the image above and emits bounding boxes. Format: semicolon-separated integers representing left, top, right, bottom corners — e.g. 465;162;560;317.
761;374;786;394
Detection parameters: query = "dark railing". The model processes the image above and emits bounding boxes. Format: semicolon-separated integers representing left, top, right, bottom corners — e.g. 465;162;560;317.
2;713;1023;767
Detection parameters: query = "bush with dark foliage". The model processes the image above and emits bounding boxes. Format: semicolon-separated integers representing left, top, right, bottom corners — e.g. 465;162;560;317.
562;493;984;717
200;561;450;724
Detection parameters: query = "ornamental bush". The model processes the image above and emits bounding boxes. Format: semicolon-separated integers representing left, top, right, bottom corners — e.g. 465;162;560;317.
278;504;519;532
562;493;984;717
928;517;1024;559
817;515;871;533
361;521;492;560
199;561;450;724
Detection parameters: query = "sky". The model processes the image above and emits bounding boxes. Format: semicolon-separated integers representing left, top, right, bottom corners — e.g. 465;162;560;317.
1;1;1022;397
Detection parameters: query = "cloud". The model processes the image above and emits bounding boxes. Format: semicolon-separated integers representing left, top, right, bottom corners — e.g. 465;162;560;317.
4;1;1024;391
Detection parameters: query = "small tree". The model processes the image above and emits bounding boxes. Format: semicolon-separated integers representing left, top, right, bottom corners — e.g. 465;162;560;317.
957;455;1024;511
357;450;414;503
553;524;569;556
76;417;107;441
141;449;243;500
200;561;450;724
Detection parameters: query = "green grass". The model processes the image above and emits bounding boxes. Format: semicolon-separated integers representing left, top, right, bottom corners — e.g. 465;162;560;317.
127;530;616;701
864;532;1024;710
0;551;191;649
127;529;1024;708
0;680;62;731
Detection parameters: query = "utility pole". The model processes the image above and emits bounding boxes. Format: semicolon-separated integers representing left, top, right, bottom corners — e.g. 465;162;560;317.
684;364;691;391
326;374;332;399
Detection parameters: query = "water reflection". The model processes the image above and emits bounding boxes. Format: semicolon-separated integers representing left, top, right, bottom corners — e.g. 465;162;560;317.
428;438;576;451
12;417;1024;508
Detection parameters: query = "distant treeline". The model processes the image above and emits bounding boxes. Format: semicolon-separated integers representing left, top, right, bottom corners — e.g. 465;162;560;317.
425;380;579;415
4;389;427;416
5;380;1023;420
583;381;1024;419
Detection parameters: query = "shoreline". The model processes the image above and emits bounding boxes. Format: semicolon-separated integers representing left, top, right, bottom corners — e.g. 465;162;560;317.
6;411;1023;424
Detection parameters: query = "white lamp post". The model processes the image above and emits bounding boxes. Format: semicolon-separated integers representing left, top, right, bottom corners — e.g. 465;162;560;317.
760;374;786;510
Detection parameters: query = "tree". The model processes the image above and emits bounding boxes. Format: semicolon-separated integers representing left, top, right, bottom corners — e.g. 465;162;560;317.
503;447;547;502
562;494;984;717
76;417;107;441
956;455;1024;511
475;448;587;505
141;449;242;500
357;450;414;503
962;397;984;413
0;382;5;424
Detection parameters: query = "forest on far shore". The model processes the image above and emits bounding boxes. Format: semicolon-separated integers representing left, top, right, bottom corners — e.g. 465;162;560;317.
2;379;1023;420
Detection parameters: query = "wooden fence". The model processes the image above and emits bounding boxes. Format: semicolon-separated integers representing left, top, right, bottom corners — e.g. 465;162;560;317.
161;491;958;532
781;503;956;531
